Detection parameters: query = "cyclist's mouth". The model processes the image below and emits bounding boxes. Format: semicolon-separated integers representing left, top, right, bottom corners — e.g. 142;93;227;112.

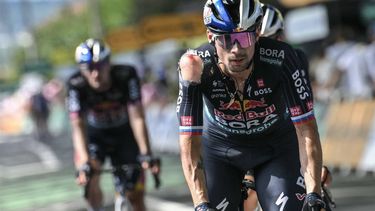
230;58;245;66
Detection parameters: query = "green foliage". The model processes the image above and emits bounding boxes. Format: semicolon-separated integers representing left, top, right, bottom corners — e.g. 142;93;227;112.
34;8;90;66
32;0;135;67
16;0;200;71
100;0;135;33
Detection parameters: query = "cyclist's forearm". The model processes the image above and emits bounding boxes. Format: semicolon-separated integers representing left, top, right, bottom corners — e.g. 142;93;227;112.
128;102;152;155
179;135;209;206
71;122;89;167
295;120;323;194
132;117;152;155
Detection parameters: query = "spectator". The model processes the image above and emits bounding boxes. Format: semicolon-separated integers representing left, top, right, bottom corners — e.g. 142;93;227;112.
29;90;51;141
364;22;375;97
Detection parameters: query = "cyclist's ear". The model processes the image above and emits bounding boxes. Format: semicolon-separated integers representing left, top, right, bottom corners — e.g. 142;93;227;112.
207;30;215;44
255;25;262;42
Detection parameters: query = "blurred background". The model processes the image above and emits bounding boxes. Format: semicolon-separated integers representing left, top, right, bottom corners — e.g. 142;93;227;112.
0;0;375;210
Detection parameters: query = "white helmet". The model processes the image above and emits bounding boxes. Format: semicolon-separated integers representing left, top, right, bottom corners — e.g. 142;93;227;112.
75;38;111;64
260;4;284;37
203;0;263;34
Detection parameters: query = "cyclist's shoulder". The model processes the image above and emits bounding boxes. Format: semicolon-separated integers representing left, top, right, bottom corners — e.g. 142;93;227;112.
294;48;306;55
294;48;309;68
257;37;301;68
196;42;215;54
257;37;295;54
67;70;86;88
111;64;139;80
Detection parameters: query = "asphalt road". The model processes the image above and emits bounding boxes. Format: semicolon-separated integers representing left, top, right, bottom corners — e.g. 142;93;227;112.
1;133;375;211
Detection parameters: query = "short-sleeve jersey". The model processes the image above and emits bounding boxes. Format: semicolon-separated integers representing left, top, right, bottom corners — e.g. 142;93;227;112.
177;37;314;142
66;65;142;129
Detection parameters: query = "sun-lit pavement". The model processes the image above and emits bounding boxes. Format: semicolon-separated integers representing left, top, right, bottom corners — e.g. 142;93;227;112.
1;133;375;211
0;132;192;211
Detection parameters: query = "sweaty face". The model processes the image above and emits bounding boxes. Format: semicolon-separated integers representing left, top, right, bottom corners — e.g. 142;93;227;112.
214;31;257;72
80;61;111;90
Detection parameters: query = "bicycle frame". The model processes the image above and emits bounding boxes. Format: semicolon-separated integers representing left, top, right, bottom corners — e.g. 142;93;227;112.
114;194;133;211
103;163;160;211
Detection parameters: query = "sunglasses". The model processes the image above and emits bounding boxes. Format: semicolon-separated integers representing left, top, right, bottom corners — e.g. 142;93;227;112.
213;31;256;50
80;61;109;72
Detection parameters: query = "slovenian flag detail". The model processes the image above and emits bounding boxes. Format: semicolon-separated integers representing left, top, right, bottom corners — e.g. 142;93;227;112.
291;110;315;124
179;126;203;135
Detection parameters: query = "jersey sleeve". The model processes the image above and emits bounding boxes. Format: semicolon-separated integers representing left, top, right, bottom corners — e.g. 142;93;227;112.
281;46;315;125
176;73;204;136
125;66;142;103
295;48;313;99
66;83;83;120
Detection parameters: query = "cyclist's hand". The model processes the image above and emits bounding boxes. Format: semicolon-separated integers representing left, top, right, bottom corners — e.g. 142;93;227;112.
137;154;161;174
195;202;218;211
303;192;326;211
138;154;161;189
321;165;332;188
75;162;91;186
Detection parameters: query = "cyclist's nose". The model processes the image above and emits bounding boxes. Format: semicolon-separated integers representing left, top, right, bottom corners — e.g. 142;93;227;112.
230;42;241;52
90;69;100;78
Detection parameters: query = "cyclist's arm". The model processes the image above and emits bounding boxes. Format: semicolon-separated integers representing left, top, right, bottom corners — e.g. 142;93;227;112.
70;116;89;167
125;67;153;157
282;46;323;195
177;53;208;207
66;87;89;168
294;119;323;194
128;101;152;156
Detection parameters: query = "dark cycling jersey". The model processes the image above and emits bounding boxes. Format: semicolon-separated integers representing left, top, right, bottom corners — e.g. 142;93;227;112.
67;64;142;129
177;37;314;210
67;64;143;190
177;37;314;143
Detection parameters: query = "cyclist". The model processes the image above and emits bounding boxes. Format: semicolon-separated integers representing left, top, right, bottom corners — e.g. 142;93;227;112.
177;0;325;210
243;4;334;211
66;38;160;211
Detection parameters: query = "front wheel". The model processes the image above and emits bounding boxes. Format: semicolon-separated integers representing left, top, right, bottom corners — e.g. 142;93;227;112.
114;195;133;211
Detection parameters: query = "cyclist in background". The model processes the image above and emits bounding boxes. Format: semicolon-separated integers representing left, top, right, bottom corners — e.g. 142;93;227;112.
177;0;325;210
66;38;160;211
243;4;334;211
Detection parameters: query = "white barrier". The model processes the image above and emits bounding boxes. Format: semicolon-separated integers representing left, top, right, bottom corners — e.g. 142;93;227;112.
145;103;180;154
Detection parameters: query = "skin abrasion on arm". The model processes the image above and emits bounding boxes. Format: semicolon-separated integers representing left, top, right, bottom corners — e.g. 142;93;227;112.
179;52;204;83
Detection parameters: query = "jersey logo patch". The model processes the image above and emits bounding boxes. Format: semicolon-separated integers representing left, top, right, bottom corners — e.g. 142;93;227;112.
257;79;265;88
296;193;306;201
181;116;193;126
289;106;302;116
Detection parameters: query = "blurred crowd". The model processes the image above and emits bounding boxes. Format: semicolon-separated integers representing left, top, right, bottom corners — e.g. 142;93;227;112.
0;72;65;140
304;23;375;130
309;23;375;104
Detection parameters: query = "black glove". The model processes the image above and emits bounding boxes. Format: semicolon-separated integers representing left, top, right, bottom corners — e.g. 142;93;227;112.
137;154;161;189
137;154;160;166
303;192;326;211
195;202;217;211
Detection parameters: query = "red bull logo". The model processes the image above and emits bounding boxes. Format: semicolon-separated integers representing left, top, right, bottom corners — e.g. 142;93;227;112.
219;100;242;110
243;98;267;110
219;98;267;111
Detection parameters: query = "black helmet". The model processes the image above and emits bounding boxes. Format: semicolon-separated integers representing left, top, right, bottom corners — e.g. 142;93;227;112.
260;4;284;37
75;38;111;64
203;0;263;34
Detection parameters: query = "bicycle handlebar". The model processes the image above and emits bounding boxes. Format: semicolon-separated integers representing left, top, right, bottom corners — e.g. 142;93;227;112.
100;163;161;189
